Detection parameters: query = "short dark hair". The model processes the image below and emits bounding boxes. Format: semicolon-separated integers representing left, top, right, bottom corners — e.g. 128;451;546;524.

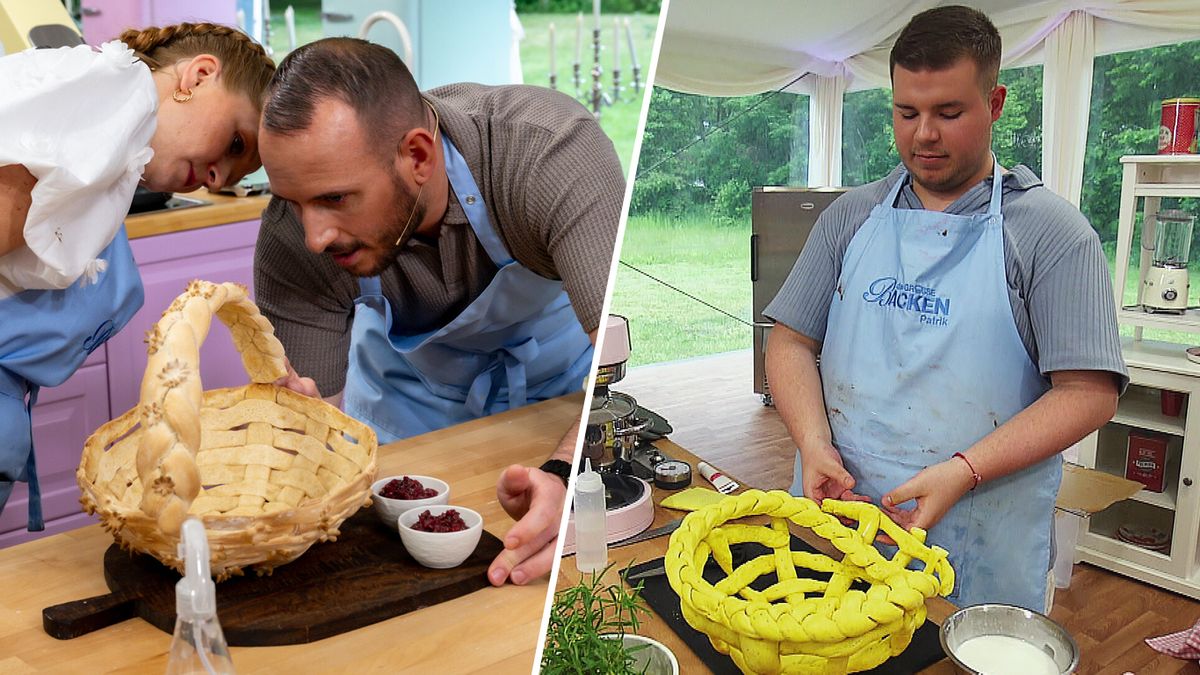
889;5;1001;92
262;38;424;159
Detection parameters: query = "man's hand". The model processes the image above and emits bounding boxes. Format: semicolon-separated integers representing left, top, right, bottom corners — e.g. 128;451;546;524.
881;457;976;532
274;357;320;398
487;464;567;587
800;442;865;503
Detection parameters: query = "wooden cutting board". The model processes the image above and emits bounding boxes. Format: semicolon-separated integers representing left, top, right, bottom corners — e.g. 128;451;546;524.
42;509;504;645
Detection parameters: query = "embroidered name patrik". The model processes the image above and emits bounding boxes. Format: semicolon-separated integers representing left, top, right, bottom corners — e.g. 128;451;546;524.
863;276;951;326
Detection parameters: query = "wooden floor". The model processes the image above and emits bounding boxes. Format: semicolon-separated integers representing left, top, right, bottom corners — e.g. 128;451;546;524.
616;349;1200;674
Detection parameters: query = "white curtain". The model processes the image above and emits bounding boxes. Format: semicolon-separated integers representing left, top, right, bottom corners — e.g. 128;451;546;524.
1041;10;1095;206
655;1;1200;95
651;0;1200;188
809;75;847;187
653;0;939;96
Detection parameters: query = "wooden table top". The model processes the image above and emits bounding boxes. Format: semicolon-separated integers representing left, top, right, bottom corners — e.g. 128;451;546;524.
0;392;585;674
555;439;960;675
125;190;270;240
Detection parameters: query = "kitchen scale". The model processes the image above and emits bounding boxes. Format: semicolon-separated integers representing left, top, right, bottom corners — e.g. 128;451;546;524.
1142;209;1194;314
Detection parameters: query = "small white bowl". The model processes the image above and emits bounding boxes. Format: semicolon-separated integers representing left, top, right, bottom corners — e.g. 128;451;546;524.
371;475;449;527
397;505;484;569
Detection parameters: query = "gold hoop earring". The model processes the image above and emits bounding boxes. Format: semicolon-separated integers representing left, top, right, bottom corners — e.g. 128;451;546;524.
172;88;193;103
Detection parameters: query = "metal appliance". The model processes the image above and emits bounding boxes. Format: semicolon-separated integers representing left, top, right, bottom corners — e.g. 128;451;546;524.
127;187;210;216
1142;209;1195;314
0;0;83;53
585;315;680;482
751;187;845;404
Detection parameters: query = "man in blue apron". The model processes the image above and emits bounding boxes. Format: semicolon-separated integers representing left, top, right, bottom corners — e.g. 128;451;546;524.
765;6;1126;611
254;39;621;587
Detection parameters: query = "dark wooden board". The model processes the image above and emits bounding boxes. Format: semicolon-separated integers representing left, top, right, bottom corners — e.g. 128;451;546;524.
43;509;503;645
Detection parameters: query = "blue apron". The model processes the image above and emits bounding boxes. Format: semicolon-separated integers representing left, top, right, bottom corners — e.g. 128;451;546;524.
791;161;1059;611
0;229;144;530
342;135;594;443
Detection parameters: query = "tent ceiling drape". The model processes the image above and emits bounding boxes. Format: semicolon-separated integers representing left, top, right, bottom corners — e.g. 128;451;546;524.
653;0;1200;193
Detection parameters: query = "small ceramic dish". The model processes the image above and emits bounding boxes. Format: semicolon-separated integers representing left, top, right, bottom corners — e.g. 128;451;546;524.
397;505;484;569
370;475;449;527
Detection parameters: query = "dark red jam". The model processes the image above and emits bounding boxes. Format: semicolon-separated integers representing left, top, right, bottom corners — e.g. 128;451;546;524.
412;509;468;533
380;476;438;500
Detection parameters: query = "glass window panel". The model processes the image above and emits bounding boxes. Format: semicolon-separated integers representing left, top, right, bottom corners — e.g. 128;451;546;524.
1083;39;1200;344
621;87;808;365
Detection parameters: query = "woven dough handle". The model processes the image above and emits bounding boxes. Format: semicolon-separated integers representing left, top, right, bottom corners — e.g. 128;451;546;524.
136;280;288;535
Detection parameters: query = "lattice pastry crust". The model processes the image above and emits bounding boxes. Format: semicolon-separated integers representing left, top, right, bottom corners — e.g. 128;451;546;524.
664;490;954;675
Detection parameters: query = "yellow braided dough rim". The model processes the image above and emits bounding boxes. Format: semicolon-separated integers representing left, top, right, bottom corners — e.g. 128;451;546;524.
664;490;954;675
77;280;378;579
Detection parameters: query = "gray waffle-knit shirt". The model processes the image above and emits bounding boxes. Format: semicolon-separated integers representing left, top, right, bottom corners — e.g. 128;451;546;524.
254;83;624;396
764;163;1129;391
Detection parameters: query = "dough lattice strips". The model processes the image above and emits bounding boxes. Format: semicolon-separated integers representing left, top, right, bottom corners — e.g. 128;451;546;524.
77;280;378;579
665;490;954;675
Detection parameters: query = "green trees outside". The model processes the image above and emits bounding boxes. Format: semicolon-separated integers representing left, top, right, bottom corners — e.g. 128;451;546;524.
632;89;808;224
631;40;1200;246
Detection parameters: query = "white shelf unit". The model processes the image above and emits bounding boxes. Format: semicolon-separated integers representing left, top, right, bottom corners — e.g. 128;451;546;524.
1111;155;1200;337
1076;343;1200;598
1077;155;1200;599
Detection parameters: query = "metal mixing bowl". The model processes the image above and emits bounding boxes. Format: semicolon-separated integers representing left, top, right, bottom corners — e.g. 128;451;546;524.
939;604;1079;674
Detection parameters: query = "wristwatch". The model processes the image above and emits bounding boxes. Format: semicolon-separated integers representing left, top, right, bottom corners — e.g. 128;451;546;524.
539;459;573;487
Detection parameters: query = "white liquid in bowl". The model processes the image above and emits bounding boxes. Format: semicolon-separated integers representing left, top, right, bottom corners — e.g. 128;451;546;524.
955;635;1059;675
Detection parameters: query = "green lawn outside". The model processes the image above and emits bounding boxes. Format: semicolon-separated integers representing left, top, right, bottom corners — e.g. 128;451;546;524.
610;217;1200;369
269;6;656;175
610;213;752;366
517;13;658;174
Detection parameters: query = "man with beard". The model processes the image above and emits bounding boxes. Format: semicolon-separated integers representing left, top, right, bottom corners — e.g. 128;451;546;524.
254;38;622;586
764;5;1125;611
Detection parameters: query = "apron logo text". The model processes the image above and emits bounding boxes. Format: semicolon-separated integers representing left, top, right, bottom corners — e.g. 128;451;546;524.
862;277;951;326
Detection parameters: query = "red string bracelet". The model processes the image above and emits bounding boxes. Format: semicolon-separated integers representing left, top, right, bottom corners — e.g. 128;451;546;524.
953;452;981;490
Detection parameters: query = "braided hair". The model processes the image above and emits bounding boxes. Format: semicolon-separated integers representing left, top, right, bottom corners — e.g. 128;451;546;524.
118;23;277;109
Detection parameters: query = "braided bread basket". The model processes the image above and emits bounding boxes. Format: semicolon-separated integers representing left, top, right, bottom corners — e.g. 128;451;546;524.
78;280;378;579
664;490;955;675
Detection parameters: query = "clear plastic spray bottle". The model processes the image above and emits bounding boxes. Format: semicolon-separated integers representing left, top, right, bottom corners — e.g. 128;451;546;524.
165;518;235;675
574;458;608;573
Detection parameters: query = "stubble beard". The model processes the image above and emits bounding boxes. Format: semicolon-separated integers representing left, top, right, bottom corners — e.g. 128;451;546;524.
352;176;425;278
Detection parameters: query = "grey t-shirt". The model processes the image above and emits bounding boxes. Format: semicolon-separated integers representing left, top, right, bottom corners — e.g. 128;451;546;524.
254;83;624;395
764;164;1128;390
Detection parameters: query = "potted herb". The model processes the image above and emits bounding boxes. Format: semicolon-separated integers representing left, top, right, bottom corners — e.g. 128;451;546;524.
542;564;679;675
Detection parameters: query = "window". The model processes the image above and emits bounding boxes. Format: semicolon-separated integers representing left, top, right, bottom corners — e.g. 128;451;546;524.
842;88;898;187
620;87;809;365
841;64;1042;187
993;64;1043;176
1083;40;1200;342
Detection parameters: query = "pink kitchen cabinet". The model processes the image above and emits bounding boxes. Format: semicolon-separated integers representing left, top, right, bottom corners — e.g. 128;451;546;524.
0;218;261;547
81;0;238;46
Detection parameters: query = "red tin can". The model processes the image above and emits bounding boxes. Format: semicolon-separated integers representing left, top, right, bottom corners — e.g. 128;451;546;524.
1126;430;1168;493
1159;98;1200;154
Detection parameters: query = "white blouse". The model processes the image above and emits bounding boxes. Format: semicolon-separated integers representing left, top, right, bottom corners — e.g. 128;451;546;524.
0;41;157;295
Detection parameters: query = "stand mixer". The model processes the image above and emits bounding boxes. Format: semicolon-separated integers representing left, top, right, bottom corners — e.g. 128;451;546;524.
561;315;686;555
1143;209;1194;314
586;315;682;484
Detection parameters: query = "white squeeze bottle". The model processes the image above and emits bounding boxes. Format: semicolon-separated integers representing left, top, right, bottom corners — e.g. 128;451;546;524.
574;458;608;573
165;518;235;675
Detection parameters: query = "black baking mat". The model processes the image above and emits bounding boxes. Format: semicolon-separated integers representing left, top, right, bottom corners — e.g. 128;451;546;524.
625;536;945;674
